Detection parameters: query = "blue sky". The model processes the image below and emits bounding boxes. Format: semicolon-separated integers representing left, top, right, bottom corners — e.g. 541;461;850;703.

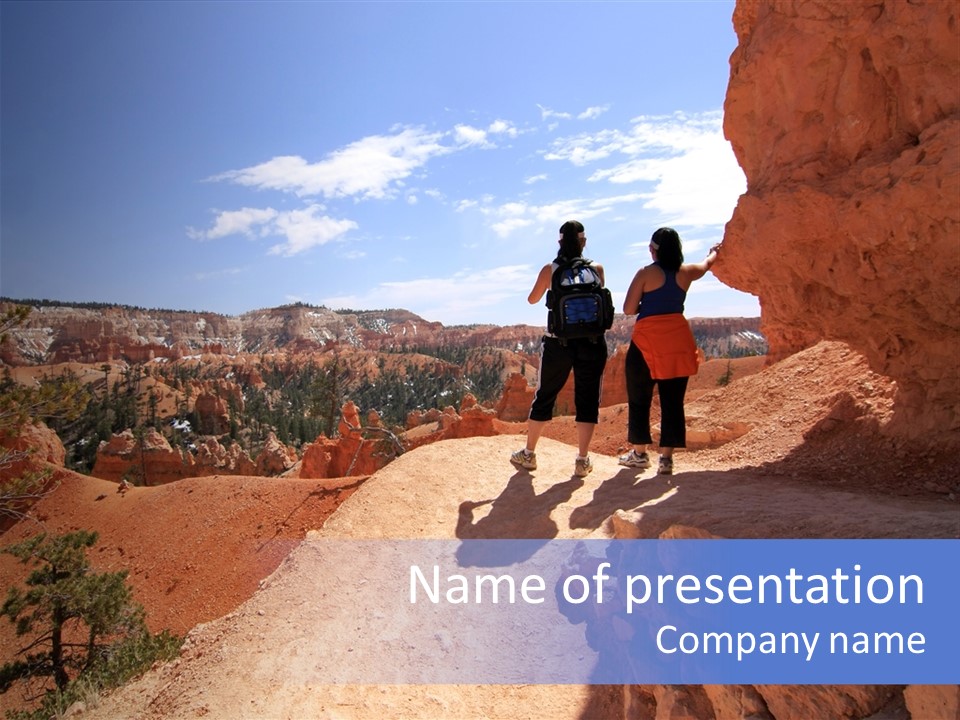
0;0;758;327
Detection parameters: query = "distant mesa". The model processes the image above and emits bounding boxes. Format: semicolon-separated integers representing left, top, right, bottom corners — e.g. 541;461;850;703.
0;298;766;366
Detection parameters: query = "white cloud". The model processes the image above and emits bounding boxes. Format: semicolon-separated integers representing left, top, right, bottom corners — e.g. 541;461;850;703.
491;217;535;238
454;120;520;148
192;204;357;257
537;104;572;121
543;128;625;166
498;201;528;217
211;126;454;200
546;111;727;165
488;119;519;138
188;207;279;240
208;120;520;210
477;193;649;239
578;105;610;120
545;111;746;227
454;124;489;147
268;206;358;257
444;110;744;243
322;264;534;325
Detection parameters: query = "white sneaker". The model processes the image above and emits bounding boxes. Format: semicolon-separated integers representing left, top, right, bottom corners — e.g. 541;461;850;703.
510;449;537;470
618;450;651;469
574;456;593;477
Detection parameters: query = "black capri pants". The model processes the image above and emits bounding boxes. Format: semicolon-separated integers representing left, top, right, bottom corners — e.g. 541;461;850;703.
529;336;608;424
625;341;689;448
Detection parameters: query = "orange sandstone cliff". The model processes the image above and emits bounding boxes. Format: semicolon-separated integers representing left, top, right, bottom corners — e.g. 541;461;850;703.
719;0;959;446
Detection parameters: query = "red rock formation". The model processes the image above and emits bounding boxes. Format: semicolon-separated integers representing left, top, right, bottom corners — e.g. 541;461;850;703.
300;397;524;479
92;429;190;486
406;407;444;429
0;421;67;531
0;422;66;483
297;438;337;479
1;301;762;368
0;304;243;365
903;685;960;720
719;0;959;445
193;380;243;436
235;366;265;389
2;422;66;468
599;345;629;407
495;373;534;422
300;402;390;478
254;432;299;476
193;438;257;476
438;394;497;439
92;429;263;484
193;392;230;436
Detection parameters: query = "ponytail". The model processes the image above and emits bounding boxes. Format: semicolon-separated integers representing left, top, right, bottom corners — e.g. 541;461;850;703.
557;220;585;260
651;227;683;272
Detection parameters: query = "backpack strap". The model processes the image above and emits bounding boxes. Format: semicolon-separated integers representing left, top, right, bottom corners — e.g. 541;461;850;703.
553;254;592;267
550;255;591;291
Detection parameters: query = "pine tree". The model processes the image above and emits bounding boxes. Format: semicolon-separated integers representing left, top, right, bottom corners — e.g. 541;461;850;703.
1;531;144;692
717;360;735;387
0;531;180;715
1;308;88;524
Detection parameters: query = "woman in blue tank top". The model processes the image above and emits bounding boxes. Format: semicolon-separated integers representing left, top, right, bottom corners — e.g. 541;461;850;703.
618;227;721;475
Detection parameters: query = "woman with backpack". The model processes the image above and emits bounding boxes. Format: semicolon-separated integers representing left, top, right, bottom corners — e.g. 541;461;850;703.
510;220;610;478
618;227;721;475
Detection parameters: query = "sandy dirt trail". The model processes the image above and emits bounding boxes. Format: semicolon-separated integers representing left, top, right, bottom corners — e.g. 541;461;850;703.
76;434;957;720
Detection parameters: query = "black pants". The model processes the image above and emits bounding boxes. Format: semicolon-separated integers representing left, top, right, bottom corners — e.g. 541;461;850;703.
529;336;607;424
625;341;689;448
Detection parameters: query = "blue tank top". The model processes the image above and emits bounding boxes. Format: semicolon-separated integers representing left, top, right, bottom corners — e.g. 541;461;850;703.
636;263;686;319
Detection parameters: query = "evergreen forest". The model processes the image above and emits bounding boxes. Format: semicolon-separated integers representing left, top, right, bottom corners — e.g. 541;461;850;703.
9;346;507;475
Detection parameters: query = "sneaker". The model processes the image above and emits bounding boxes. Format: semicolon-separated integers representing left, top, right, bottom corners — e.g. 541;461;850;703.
574;456;593;478
510;449;537;470
658;456;674;475
618;450;651;469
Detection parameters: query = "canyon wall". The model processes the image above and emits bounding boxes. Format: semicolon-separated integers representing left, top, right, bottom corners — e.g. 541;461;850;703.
0;301;765;366
718;0;959;445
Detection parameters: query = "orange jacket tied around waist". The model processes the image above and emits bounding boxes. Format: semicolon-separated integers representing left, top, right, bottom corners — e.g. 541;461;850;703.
630;313;700;380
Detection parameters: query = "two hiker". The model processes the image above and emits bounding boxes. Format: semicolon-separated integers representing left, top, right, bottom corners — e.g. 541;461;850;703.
511;221;721;478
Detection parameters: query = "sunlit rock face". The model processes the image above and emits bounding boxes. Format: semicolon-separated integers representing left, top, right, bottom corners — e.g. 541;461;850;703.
719;0;959;444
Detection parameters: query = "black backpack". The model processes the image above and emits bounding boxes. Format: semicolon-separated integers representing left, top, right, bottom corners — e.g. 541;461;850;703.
546;257;615;339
